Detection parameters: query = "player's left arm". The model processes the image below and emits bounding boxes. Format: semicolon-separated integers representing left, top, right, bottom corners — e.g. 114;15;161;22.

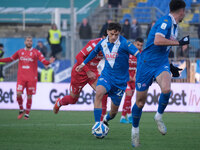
37;50;55;65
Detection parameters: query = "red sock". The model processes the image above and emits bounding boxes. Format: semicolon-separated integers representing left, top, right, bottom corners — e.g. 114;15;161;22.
25;98;32;115
122;95;132;116
100;94;108;121
17;95;23;110
60;95;78;106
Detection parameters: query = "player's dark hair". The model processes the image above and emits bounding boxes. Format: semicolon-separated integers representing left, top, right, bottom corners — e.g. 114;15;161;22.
0;43;4;47
135;37;144;43
103;29;108;37
107;23;121;32
170;0;186;12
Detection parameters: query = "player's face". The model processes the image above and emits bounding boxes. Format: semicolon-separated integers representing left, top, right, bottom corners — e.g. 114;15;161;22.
107;30;120;43
178;8;186;23
134;41;143;52
25;37;33;49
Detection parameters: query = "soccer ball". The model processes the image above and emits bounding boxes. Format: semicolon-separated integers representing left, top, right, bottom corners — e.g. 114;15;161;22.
92;122;109;139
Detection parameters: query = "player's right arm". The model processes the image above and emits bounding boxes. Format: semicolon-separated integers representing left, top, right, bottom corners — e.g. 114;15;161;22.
0;51;19;62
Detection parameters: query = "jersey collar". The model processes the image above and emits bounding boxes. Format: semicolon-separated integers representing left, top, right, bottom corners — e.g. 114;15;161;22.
25;47;33;51
169;13;177;25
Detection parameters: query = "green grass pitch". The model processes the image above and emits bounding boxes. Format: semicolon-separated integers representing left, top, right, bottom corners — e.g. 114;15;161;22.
0;110;199;150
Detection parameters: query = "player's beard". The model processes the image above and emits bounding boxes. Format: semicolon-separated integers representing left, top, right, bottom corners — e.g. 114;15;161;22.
26;44;32;49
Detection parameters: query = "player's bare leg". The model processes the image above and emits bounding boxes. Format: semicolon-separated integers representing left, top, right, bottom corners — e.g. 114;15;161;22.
103;101;119;127
90;81;108;121
131;90;148;147
17;92;25;119
154;71;171;135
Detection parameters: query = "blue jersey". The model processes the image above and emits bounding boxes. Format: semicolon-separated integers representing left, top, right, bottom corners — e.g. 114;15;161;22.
141;14;178;67
83;35;139;86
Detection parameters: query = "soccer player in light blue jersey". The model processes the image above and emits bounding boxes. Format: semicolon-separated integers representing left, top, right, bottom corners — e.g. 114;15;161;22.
131;0;189;147
76;23;140;137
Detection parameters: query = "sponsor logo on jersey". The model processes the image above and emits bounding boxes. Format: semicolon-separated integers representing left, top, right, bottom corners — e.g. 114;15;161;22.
20;57;33;62
105;52;118;60
22;65;30;69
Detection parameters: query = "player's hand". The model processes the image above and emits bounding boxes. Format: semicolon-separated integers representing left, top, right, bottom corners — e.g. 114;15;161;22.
86;70;96;80
49;57;55;63
75;63;85;72
170;63;183;77
179;35;190;46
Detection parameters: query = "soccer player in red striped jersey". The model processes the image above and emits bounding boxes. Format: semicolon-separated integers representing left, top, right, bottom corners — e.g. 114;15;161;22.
120;38;144;124
53;34;108;120
0;36;55;119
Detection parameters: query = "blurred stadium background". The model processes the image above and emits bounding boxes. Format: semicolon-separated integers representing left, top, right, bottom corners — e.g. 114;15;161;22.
0;0;200;83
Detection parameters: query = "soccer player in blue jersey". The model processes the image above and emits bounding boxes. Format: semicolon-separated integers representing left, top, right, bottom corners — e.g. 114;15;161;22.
131;0;189;147
76;22;140;137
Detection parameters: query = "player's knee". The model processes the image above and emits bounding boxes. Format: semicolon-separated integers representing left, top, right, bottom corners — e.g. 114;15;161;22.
162;88;171;94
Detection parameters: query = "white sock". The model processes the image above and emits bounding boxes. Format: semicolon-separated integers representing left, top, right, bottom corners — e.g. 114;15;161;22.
127;113;132;118
121;116;126;119
155;112;162;120
132;126;139;134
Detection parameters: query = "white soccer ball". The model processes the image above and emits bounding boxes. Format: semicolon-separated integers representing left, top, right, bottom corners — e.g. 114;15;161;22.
92;122;109;139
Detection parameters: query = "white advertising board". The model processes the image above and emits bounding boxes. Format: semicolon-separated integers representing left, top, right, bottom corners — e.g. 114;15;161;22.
0;82;199;112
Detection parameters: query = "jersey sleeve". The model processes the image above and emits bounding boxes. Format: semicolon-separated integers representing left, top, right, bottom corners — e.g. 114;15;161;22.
125;40;140;58
155;18;171;38
75;51;90;72
81;41;94;56
83;42;101;65
37;50;50;65
11;51;19;60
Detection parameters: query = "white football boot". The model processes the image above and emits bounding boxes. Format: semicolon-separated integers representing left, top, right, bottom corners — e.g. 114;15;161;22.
154;115;167;135
131;127;140;147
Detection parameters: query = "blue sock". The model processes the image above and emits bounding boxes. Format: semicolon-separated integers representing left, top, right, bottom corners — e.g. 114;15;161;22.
132;103;142;128
106;112;114;121
94;108;102;122
158;92;171;114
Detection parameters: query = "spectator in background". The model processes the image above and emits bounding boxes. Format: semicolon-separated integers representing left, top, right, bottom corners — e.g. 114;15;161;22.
146;20;156;38
99;18;112;37
47;24;62;59
108;0;122;22
121;19;131;39
38;65;54;83
79;18;92;44
177;45;189;58
35;41;48;58
130;19;141;40
0;43;5;81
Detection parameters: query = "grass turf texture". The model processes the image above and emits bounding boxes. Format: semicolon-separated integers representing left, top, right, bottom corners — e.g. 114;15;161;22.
0;110;199;150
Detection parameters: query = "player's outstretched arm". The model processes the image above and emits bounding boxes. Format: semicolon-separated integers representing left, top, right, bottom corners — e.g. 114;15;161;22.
0;57;13;63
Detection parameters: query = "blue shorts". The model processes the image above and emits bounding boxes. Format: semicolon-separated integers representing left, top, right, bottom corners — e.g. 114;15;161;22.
136;62;170;91
97;75;126;106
